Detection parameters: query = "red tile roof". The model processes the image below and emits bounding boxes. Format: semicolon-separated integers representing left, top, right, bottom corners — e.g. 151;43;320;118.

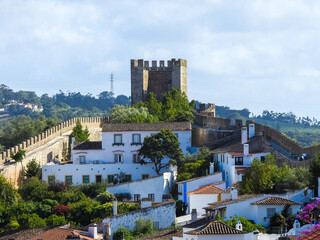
235;167;249;173
186;221;244;235
102;122;191;132
299;226;320;239
187;184;223;195
251;197;301;205
30;227;101;240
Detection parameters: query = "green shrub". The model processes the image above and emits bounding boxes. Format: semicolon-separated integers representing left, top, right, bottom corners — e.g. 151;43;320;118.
46;214;67;226
117;203;139;214
113;227;132;240
24;158;41;179
19;213;46;229
96;191;116;204
77;183;107;198
56;190;86;204
133;218;153;236
6;220;19;230
19;177;49;202
114;193;132;201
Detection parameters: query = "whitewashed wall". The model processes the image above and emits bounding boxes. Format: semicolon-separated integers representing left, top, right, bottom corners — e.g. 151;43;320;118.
188;194;219;215
106;172;175;202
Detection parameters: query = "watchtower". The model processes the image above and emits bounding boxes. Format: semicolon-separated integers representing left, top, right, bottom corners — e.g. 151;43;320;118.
130;58;187;104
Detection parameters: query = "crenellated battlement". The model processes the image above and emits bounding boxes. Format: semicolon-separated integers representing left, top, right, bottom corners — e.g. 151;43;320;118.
131;58;187;104
131;58;187;70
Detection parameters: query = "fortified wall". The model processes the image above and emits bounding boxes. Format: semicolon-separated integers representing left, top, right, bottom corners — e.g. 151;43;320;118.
0;117;108;185
131;59;187;104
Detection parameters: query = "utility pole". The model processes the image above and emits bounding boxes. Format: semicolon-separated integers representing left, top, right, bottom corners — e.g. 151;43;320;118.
110;73;114;95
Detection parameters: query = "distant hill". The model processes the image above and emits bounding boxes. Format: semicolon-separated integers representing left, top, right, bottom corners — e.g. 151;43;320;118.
215;105;320;147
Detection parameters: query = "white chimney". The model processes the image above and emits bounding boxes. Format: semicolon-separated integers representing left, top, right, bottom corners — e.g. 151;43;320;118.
230;187;238;200
241;127;248;144
235;219;242;231
191;209;197;222
293;219;301;235
88;223;98;239
141;198;152;209
209;162;214;174
249;124;255;139
253;229;260;240
113;201;117;216
243;144;249;157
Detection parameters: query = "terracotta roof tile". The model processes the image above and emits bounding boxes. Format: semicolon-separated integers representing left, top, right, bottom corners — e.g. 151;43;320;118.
299;226;320;239
251;197;301;206
73;141;102;150
30;227;101;240
187;184;222;195
186;221;244;235
235;167;249;173
102;122;191;132
204;194;263;210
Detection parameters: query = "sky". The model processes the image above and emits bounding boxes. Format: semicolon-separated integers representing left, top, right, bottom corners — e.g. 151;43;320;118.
0;0;320;119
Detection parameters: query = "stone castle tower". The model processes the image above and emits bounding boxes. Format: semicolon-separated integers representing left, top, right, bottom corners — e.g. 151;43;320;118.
131;58;187;104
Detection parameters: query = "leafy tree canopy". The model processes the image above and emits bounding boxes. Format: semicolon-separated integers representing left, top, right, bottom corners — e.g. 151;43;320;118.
138;129;184;174
110;105;158;123
72;120;90;142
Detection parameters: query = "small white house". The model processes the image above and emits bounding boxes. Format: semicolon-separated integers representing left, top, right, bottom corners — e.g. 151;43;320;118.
186;183;226;215
176;172;225;208
106;171;176;203
213;125;270;186
42;122;191;185
173;220;245;240
204;189;302;227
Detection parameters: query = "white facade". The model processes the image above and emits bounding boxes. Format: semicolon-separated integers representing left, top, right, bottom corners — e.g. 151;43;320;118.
42;123;191;185
106;172;175;203
215;152;269;186
188;193;219;215
177;173;224;203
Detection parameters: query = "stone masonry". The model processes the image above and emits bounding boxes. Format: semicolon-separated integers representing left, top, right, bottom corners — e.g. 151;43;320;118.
131;58;187;104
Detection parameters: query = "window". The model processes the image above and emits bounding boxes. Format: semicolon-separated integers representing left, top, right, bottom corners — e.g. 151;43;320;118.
95;175;102;183
235;157;243;165
65;175;73;185
142;174;149;179
113;134;123;146
107;175;115;184
132;134;141;145
79;156;86;164
148;194;155;202
124;174;132;182
48;175;55;184
82;175;90;184
261;156;265;162
267;208;276;218
134;194;141;201
133;154;140;163
114;154;123;163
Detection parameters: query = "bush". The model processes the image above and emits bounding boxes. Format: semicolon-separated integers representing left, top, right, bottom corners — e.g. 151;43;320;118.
113;227;132;240
96;191;116;204
19;177;50;202
133;218;153;236
114;193;132;201
6;220;19;230
46;214;66;226
77;183;107;198
48;181;71;193
19;213;46;229
24;159;41;179
117;203;139;214
56;190;86;205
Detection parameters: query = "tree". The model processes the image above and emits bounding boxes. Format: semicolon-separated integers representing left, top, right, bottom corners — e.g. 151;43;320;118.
110;105;158;123
24;158;41;179
0;174;19;206
72;119;90;142
138;129;184;174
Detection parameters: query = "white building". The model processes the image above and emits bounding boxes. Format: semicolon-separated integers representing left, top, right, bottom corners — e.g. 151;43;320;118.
42;122;191;185
106;172;175;203
204;189;301;227
176;172;226;211
213;125;270;186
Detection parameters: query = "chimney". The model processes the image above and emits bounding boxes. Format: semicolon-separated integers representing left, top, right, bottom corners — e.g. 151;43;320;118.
88;223;98;239
209;162;214;174
191;209;197;222
113;201;117;216
103;223;111;239
241;127;248;144
243;144;249;157
249;124;255;139
230;187;238;200
235;219;242;231
253;229;260;240
293;219;301;235
141;198;152;209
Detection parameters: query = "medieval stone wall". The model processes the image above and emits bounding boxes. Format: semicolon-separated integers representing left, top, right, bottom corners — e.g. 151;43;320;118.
131;59;187;104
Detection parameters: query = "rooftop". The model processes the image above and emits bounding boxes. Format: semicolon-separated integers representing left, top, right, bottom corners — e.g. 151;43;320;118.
298;226;320;239
101;122;191;132
186;221;244;235
73;141;102;150
30;227;102;240
251;197;301;205
187;184;222;195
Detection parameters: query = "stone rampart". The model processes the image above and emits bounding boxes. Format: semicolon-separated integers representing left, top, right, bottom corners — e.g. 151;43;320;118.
0;116;108;185
194;113;242;130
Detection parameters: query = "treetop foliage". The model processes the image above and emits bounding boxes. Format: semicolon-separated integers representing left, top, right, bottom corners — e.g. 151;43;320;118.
72;120;90;142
